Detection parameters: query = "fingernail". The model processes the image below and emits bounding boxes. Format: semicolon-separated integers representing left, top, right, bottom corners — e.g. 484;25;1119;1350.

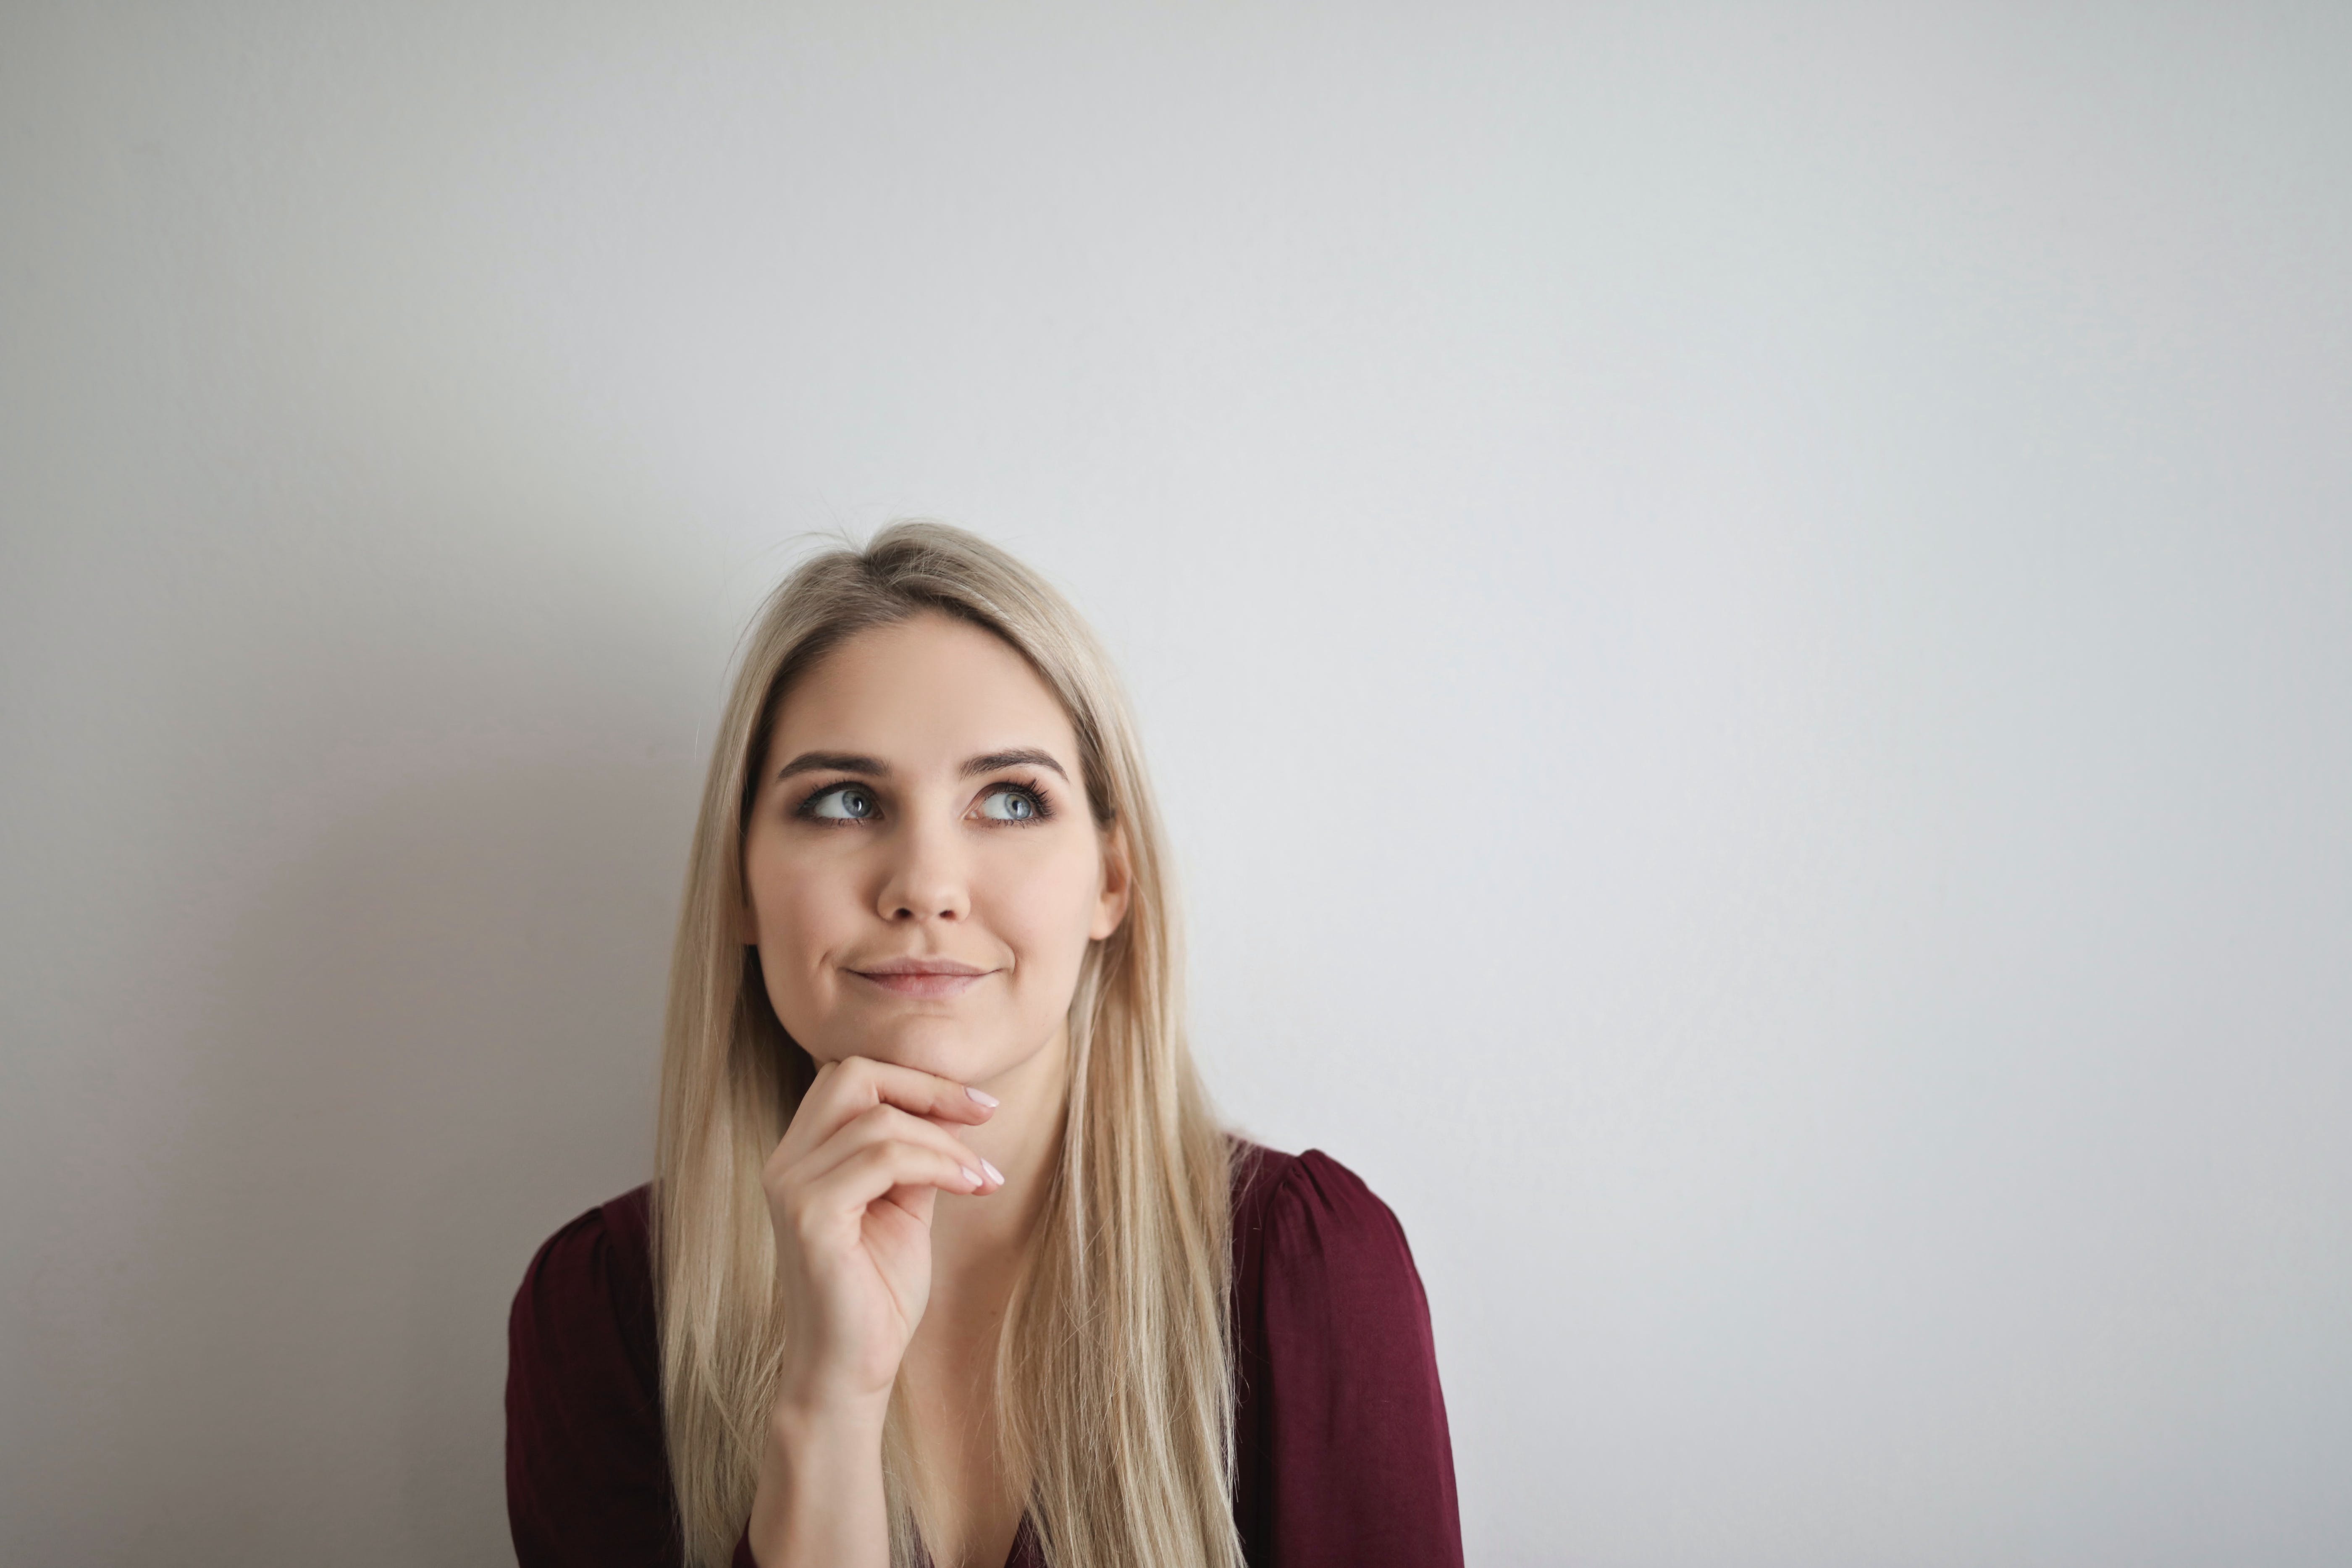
966;1086;1000;1108
960;1166;983;1188
981;1158;1005;1186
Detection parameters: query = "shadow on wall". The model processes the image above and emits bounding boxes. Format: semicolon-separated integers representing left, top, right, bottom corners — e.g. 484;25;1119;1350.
122;756;692;1561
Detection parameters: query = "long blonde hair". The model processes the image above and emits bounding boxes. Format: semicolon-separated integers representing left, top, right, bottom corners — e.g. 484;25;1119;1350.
653;523;1238;1568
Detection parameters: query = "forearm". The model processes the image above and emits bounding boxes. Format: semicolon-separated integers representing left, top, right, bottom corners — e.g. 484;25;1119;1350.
744;1402;891;1568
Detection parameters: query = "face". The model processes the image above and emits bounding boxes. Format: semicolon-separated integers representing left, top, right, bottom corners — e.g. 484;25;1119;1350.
739;612;1130;1087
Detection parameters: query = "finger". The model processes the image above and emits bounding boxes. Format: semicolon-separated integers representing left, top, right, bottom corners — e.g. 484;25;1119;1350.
797;1140;992;1234
792;1056;999;1145
794;1103;1005;1192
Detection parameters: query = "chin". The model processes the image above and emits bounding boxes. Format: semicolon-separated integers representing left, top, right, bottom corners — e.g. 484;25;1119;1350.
815;1015;1020;1082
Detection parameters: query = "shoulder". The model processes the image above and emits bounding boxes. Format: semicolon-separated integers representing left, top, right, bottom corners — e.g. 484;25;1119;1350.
1230;1139;1415;1251
515;1183;655;1309
507;1184;659;1401
1227;1140;1428;1316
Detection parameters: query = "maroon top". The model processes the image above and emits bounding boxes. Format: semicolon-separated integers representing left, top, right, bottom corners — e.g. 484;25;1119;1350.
507;1143;1462;1568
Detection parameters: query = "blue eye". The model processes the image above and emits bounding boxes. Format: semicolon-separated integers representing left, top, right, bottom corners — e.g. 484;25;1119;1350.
804;784;878;821
977;785;1042;822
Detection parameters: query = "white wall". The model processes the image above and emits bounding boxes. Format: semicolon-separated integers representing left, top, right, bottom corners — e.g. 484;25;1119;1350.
5;4;2348;1564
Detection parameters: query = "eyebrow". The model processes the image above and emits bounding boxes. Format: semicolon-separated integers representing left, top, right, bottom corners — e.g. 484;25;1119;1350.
773;748;1071;783
962;748;1070;782
774;751;890;782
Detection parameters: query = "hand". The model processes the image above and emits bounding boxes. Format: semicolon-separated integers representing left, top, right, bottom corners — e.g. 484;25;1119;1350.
762;1056;1004;1421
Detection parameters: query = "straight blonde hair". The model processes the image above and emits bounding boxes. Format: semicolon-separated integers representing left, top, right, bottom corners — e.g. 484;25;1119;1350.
654;523;1239;1568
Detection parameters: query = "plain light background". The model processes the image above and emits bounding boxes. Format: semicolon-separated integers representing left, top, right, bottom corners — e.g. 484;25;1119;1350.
4;3;2348;1564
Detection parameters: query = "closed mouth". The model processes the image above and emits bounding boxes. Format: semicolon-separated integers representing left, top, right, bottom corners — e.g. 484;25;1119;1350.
847;957;997;998
851;957;991;977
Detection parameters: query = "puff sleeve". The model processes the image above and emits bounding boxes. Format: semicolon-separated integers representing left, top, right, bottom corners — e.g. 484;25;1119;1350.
505;1190;686;1568
1230;1149;1465;1568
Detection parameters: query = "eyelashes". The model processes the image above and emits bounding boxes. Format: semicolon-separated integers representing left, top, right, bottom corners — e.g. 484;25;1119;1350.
790;775;1057;827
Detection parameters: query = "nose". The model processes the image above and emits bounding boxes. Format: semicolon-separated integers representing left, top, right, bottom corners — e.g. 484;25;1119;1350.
875;814;971;925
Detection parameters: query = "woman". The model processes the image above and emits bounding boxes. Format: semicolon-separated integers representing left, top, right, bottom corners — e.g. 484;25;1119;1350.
506;523;1460;1568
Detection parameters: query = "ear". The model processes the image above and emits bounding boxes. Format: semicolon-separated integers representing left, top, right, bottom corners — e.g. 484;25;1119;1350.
1090;821;1134;941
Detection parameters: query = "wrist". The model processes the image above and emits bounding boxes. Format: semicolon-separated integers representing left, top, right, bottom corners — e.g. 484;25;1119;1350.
769;1388;890;1451
750;1394;892;1568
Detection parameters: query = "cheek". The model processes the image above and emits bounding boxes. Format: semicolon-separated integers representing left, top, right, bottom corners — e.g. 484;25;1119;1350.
745;857;864;1050
747;850;858;974
985;844;1105;969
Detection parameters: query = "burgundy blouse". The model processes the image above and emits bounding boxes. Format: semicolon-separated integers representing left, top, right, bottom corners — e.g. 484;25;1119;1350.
507;1143;1462;1568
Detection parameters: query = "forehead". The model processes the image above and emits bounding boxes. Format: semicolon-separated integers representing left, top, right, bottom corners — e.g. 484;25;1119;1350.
772;612;1077;761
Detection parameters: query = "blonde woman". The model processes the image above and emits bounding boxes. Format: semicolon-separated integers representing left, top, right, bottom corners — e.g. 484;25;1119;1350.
506;524;1460;1568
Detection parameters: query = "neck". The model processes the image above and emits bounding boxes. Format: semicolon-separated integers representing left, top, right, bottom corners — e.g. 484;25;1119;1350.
929;1022;1068;1286
899;1037;1062;1568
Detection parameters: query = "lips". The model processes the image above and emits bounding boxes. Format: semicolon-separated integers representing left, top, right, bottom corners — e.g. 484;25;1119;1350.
848;957;996;1000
